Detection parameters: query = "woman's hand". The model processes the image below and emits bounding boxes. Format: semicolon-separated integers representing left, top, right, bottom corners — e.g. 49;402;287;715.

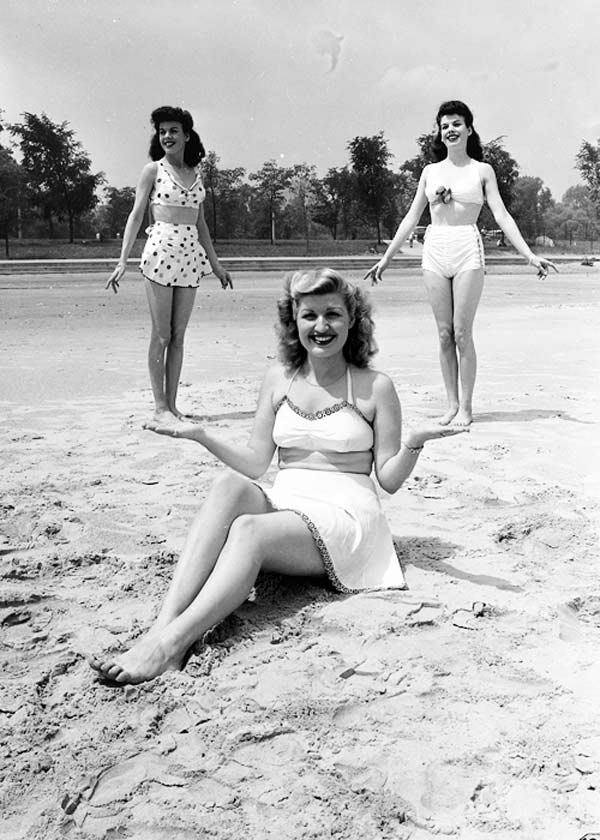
405;424;469;449
214;265;233;290
143;420;199;439
105;263;126;294
363;258;388;286
529;256;558;279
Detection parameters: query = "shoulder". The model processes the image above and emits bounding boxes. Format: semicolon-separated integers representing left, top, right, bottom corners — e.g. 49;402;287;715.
420;162;435;180
370;369;397;397
135;162;158;196
260;362;291;403
140;161;159;182
352;367;396;399
263;362;288;386
420;161;441;185
477;161;495;180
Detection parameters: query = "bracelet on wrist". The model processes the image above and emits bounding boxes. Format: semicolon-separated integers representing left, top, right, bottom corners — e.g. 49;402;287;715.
402;442;423;454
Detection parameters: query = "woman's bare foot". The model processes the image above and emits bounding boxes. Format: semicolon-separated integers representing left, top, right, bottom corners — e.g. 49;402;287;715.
153;408;180;425
88;628;189;685
168;406;187;420
451;408;473;427
438;406;459;426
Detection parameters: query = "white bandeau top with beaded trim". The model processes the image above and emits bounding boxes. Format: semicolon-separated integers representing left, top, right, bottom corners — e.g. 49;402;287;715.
272;367;374;453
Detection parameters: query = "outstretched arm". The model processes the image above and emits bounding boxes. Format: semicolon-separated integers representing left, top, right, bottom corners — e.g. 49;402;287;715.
144;366;279;478
482;163;557;277
197;205;233;289
371;374;467;494
105;163;156;293
364;169;429;285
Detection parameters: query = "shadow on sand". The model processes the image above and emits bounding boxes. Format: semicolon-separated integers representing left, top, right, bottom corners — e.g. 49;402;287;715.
181;410;255;423
395;535;523;592
474;408;589;424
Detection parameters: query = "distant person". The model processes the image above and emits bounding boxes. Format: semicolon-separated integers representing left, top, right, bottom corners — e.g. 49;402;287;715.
365;100;557;426
90;268;465;685
105;106;232;425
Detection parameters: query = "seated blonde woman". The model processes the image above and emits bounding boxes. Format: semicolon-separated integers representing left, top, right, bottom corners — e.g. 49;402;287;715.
90;268;465;685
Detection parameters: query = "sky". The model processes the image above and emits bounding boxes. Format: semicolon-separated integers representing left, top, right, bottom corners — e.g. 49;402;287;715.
1;0;598;200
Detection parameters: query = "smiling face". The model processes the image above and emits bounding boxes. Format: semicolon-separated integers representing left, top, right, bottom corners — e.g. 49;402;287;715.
295;292;352;360
439;113;471;150
158;121;188;157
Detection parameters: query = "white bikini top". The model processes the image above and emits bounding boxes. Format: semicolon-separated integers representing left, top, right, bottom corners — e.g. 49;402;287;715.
425;161;484;207
272;367;374;454
149;159;206;209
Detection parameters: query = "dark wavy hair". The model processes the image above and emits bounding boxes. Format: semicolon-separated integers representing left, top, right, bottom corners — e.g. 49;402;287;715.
431;100;483;162
276;268;377;371
148;106;205;166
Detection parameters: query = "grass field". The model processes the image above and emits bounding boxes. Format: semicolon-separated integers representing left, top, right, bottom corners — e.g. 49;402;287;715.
2;236;592;261
2;237;388;260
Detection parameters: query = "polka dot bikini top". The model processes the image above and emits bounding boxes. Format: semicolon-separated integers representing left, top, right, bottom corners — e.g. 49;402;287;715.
149;159;206;209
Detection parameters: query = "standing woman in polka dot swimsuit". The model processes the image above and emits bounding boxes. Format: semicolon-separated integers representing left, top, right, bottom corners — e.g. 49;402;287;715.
106;106;233;425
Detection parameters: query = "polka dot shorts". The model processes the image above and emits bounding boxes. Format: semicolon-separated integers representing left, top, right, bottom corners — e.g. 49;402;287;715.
139;221;211;287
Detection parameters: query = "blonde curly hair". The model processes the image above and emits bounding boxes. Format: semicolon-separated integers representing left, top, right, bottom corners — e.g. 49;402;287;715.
276;268;377;371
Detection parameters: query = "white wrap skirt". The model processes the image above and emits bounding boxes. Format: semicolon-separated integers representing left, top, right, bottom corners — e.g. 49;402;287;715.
259;468;406;593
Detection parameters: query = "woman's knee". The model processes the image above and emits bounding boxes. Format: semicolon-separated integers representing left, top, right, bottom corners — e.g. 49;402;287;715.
437;324;455;351
169;328;186;349
454;325;474;352
208;470;255;506
150;328;171;350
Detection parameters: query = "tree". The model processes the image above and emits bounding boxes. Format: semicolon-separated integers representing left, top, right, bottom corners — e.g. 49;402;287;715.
545;185;599;247
10;112;104;242
400;133;436;182
0;147;25;256
575;139;600;207
398;133;437;229
477;136;521;238
248;160;294;244
94;185;136;237
312;166;357;240
287;163;320;253
202;151;246;240
510;176;554;240
482;138;519;206
347;132;395;243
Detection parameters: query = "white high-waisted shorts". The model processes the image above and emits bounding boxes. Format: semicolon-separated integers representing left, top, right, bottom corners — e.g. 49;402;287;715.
421;224;484;279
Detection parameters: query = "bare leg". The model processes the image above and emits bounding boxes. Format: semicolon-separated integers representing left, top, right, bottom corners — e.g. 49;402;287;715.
422;269;459;424
165;287;197;417
451;268;484;426
154;472;270;629
91;510;325;684
144;279;177;423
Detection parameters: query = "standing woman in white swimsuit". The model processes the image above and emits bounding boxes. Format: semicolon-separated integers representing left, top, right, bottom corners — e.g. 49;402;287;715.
365;100;557;427
90;268;465;685
106;106;232;425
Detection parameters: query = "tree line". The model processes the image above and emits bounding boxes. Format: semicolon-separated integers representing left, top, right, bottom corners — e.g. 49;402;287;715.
1;108;600;256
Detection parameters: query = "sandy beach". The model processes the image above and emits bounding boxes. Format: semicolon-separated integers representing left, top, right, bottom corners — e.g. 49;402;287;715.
1;264;599;839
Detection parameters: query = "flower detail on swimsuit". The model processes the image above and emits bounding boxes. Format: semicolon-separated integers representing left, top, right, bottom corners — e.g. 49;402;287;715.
433;186;453;205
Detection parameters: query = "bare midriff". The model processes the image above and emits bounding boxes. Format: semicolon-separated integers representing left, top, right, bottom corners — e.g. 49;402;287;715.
278;447;373;475
429;202;481;226
151;205;200;226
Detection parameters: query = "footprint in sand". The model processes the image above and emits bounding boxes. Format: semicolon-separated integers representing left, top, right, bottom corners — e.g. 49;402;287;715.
566;595;600;628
